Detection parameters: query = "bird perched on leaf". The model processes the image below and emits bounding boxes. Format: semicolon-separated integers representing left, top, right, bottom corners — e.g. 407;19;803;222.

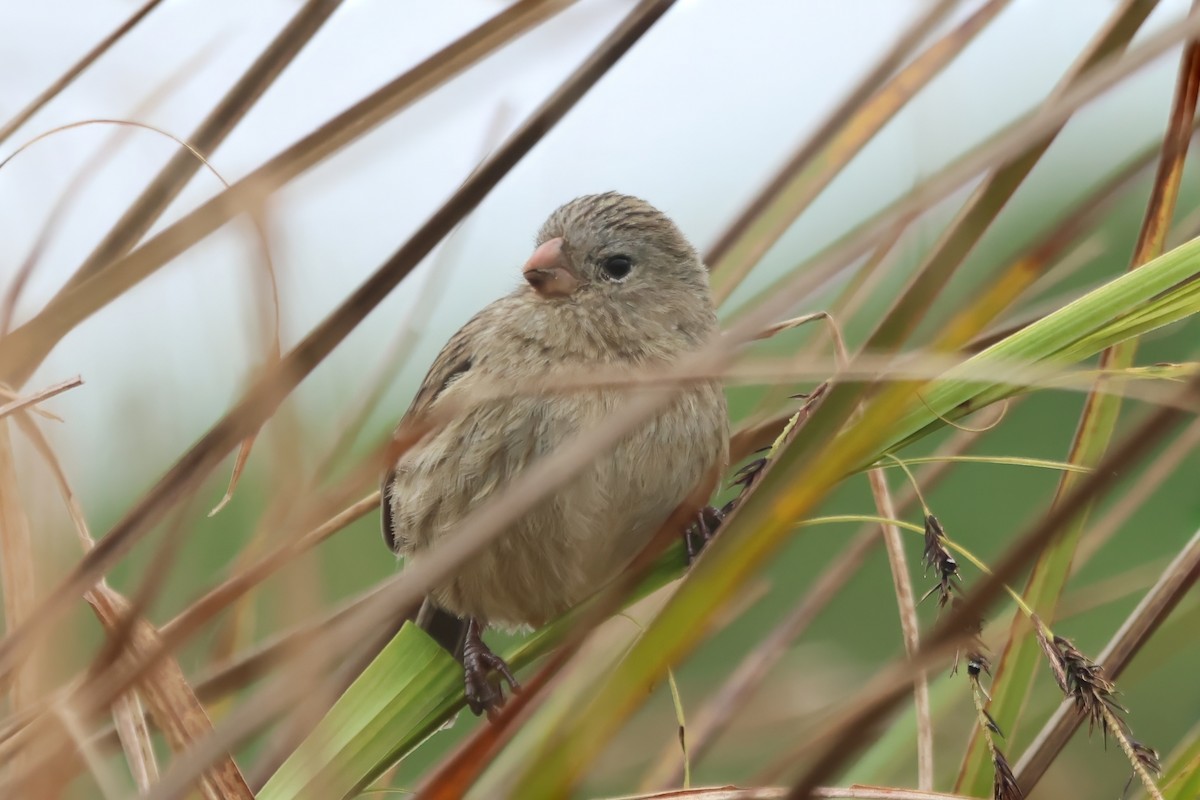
382;192;728;717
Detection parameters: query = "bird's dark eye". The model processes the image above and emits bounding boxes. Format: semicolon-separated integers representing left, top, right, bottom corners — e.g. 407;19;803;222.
601;255;633;281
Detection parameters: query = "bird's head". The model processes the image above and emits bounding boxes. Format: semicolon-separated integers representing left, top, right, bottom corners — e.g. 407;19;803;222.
522;193;712;311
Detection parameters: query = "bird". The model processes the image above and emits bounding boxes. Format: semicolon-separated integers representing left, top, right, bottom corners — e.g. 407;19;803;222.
381;192;729;716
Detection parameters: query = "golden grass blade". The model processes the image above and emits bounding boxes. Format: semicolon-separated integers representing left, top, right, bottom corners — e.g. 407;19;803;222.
642;424;987;790
865;0;1161;356
957;24;1200;795
59;0;344;292
708;0;1004;302
0;0;573;387
0;0;166;146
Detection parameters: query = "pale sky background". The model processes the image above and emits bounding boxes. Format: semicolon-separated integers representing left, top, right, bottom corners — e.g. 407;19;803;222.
0;0;1194;506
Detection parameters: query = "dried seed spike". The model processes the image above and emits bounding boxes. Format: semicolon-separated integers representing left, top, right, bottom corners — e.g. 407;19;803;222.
921;514;961;608
1032;616;1070;694
992;750;1023;800
982;707;1003;736
1131;740;1161;775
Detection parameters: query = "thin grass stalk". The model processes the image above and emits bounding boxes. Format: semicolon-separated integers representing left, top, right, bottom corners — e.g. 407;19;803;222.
0;377;82;419
0;42;224;335
865;468;932;789
864;0;1160;356
708;0;1005;302
58;0;344;293
957;25;1200;794
643;423;988;789
0;422;46;790
0;0;573;387
111;691;158;793
0;0;166;146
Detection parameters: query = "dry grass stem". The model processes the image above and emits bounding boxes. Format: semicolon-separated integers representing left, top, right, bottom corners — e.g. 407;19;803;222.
60;0;344;292
0;0;575;386
865;469;932;789
0;376;82;419
707;0;993;300
0;0;166;145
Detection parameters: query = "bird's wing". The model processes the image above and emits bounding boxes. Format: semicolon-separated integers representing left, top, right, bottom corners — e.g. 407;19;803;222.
380;308;488;552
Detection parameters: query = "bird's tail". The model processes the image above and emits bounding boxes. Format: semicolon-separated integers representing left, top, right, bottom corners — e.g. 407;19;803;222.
415;598;468;661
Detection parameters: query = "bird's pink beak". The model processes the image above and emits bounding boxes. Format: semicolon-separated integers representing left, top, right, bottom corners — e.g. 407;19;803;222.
522;237;577;297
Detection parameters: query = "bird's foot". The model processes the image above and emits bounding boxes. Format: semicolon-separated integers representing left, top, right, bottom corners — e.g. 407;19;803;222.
683;505;724;566
463;618;520;719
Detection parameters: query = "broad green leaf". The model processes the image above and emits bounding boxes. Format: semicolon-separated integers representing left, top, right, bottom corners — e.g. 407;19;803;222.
257;623;460;800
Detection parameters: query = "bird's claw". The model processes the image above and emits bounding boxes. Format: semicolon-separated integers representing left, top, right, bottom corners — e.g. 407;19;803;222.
463;619;520;719
683;505;724;565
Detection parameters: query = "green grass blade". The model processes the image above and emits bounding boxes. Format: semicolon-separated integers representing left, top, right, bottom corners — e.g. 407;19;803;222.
257;623;460;800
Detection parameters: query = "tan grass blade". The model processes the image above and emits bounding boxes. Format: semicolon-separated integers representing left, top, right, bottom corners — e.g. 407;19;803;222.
0;0;573;387
0;376;81;419
0;423;43;786
88;588;254;800
865;0;1161;356
13;414;251;799
708;0;1005;302
0;0;166;145
58;0;344;292
111;690;158;793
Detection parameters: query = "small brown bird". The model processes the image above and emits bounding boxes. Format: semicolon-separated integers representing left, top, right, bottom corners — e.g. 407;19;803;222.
382;193;728;715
